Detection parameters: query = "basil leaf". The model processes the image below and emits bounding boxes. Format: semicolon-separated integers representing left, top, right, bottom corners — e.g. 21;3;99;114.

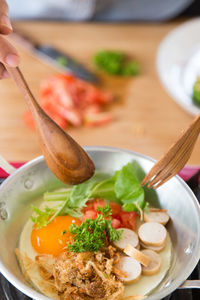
122;203;137;212
122;187;144;204
115;162;145;208
91;173;119;202
68;178;96;209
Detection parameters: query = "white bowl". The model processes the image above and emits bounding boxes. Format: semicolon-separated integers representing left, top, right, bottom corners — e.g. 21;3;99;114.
157;18;200;116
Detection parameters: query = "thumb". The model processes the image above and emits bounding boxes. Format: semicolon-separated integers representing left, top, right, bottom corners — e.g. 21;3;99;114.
0;35;19;67
0;0;12;35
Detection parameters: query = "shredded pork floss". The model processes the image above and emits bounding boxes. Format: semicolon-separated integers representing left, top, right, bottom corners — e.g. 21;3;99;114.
34;245;124;300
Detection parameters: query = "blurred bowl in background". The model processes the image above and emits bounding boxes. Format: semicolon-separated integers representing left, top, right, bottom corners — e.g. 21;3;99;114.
157;18;200;116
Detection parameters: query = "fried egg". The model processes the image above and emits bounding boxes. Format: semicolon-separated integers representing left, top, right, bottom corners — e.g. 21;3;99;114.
31;215;81;256
17;201;82;299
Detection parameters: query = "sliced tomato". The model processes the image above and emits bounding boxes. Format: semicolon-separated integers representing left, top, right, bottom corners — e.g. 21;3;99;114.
76;81;99;105
109;202;122;217
83;104;101;115
23;110;35;130
93;199;106;211
51;78;74;108
82;200;95;213
98;91;113;104
40;79;54;98
56;73;76;84
82;198;139;231
24;73;113;131
83;209;97;221
42;101;68;129
120;211;138;231
84;111;112;127
111;218;122;229
57;106;82;126
49;114;68;129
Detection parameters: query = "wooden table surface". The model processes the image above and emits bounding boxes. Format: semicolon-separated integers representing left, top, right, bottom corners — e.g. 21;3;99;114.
0;20;199;165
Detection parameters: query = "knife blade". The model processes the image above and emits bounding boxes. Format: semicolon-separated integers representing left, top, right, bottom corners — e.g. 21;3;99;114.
11;29;99;84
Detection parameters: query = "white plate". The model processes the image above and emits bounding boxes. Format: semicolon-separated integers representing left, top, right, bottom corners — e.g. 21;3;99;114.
157;18;200;116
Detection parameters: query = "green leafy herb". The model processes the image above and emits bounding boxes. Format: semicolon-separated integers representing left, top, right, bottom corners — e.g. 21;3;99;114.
94;50;139;77
31;206;55;229
91;173;119;202
31;162;146;228
31;178;97;228
44;190;71;201
96;205;112;217
193;77;200;107
121;61;139;76
67;180;96;209
61;229;67;235
107;222;122;242
68;211;122;252
91;163;145;211
122;203;136;212
115;163;145;211
57;179;97;219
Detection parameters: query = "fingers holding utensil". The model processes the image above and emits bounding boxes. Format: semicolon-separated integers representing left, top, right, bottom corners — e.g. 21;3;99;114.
0;0;19;79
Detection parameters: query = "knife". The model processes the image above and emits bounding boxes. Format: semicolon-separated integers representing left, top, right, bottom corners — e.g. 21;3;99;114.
11;29;99;84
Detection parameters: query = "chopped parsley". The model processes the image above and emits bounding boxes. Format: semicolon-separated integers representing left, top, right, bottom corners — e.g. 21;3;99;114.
96;205;112;217
68;206;122;253
61;229;67;235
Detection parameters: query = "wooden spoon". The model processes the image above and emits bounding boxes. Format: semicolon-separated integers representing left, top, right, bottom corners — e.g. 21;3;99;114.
6;66;95;185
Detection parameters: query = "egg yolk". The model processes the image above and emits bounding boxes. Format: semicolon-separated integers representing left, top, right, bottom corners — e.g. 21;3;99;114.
31;216;81;256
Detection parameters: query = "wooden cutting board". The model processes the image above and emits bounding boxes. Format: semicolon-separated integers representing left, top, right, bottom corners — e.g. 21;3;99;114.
0;20;199;165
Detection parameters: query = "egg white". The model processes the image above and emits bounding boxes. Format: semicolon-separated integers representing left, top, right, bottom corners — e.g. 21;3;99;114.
17;200;62;299
17;199;172;299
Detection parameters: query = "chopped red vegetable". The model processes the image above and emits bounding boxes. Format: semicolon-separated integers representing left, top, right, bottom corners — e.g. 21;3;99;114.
83;198;138;231
111;218;122;229
24;74;113;130
109;202;122;217
23;110;35;130
83;210;97;221
93;199;106;211
120;211;138;231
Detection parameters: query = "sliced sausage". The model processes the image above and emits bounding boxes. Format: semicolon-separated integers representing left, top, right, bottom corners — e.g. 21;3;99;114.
144;210;169;225
141;249;161;276
113;228;139;250
138;222;167;247
115;256;142;284
124;244;151;267
140;241;165;253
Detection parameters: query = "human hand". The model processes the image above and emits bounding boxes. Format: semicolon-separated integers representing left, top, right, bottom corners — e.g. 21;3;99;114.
0;0;19;79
